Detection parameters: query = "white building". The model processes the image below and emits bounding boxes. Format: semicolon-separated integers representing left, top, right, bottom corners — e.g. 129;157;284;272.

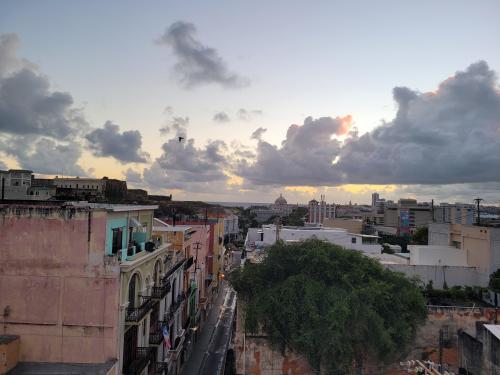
434;203;475;225
224;212;240;241
0;169;33;199
245;224;381;254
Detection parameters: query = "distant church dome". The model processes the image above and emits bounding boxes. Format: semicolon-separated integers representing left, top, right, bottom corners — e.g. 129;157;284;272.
275;194;287;205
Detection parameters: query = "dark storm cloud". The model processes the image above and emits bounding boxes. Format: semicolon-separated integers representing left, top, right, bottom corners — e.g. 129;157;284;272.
157;21;249;89
0;33;87;139
213;111;230;123
85;121;149;163
238;61;500;186
336;61;500;184
0;33;90;174
238;116;352;185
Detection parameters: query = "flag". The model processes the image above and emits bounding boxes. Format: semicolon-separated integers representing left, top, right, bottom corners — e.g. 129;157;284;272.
162;324;171;350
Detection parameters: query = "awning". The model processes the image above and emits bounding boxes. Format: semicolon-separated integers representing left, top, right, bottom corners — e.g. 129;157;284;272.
128;217;142;228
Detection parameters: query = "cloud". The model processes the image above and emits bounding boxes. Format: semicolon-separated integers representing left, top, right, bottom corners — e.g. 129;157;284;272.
0;159;6;170
237;61;500;187
143;131;229;191
160;116;189;137
124;168;143;183
237;108;262;121
157;21;249;89
1;136;85;176
336;61;500;185
395;182;500;205
85;121;149;163
0;34;87;139
238;115;352;185
213;111;230;123
0;33;36;76
251;127;267;140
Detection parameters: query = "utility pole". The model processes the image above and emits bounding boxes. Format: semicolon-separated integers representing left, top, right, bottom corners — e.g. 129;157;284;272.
474;198;483;226
193;241;201;269
275;216;281;242
431;199;435;222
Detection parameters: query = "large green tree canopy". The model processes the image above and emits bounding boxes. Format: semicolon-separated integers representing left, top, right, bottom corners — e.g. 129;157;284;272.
229;240;427;374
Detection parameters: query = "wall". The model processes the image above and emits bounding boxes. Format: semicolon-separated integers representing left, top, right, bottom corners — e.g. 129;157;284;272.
462;225;494;274
105;215;128;255
409;245;468;266
235;304;500;375
0;204;120;364
428;223;451;246
384;263;488;287
323;218;363;234
234;301;312;375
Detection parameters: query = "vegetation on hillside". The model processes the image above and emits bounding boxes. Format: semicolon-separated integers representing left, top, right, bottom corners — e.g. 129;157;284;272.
229;240;427;374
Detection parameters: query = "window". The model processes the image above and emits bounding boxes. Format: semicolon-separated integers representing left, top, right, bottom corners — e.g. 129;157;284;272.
112;227;123;255
351;237;356;244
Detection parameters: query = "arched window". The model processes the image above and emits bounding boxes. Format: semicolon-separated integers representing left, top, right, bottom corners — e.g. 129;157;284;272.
154;260;162;285
128;273;139;308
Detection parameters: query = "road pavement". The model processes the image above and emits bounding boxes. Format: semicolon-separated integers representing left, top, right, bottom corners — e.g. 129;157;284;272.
180;251;240;375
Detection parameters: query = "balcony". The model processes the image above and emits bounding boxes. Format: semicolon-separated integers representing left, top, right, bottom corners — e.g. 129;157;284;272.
183;256;194;270
149;324;164;346
163;294;186;322
123;347;155;375
126;296;154;323
151;282;171;300
154;362;169;374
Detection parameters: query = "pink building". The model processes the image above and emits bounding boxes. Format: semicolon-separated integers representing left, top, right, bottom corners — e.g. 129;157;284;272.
0;201;183;375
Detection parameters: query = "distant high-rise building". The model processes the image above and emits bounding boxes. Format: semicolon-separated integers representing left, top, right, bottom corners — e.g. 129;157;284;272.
372;192;379;208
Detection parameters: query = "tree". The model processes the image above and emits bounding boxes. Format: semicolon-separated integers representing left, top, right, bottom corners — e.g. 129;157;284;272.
229;240;427;374
411;227;428;245
282;207;308;226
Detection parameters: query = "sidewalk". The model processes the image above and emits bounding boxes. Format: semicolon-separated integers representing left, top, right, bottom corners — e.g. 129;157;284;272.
180;282;229;375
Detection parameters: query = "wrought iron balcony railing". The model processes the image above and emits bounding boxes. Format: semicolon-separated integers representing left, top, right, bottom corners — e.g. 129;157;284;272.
149;324;164;346
123;347;155;375
154;361;168;374
151;282;171;300
126;296;154;323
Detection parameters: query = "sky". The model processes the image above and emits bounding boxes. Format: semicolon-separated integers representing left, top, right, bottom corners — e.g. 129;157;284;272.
0;0;499;205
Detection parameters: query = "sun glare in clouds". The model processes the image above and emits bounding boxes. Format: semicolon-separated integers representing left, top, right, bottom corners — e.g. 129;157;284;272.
338;184;398;195
226;173;244;186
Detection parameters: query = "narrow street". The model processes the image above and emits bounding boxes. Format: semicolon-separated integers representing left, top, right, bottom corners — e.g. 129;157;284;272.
180;251;240;375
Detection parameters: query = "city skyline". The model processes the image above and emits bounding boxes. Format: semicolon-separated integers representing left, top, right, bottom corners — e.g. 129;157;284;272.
1;1;499;205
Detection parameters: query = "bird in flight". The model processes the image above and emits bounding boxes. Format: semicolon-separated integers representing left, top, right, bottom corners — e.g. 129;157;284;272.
178;136;184;143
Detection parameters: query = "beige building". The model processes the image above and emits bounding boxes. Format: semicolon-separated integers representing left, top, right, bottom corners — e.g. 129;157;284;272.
323;218;363;234
429;222;500;276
